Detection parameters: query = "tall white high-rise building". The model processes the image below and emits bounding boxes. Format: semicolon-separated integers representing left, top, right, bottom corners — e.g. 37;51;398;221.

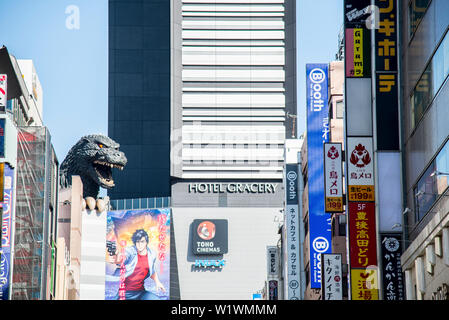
171;0;296;187
108;0;296;300
169;0;296;300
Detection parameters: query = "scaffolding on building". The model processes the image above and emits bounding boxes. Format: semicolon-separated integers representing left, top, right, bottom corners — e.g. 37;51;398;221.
11;127;48;300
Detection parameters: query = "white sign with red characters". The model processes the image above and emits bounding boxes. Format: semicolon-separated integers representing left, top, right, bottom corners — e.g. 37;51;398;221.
0;74;7;108
324;143;343;212
321;253;343;300
347;137;375;202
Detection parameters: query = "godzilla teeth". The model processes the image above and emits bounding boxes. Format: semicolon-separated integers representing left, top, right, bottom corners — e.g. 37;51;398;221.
94;160;124;170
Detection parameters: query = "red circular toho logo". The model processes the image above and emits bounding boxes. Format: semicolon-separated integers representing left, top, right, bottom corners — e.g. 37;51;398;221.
197;221;216;240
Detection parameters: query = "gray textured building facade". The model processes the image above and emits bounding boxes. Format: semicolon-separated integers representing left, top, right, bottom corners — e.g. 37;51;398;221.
400;0;449;300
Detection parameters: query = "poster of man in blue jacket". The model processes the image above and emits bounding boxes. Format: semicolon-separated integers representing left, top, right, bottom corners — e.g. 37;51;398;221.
105;208;170;300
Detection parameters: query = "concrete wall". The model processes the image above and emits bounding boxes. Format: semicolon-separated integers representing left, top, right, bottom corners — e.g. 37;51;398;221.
172;207;282;300
79;208;107;300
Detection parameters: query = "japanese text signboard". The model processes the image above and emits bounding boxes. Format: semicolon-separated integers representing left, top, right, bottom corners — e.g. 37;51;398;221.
351;268;379;300
324;143;344;213
321;254;343;300
285;164;301;300
374;0;398;72
0;164;15;300
306;64;332;289
375;0;399;151
348;202;377;268
345;28;371;78
347;137;375;202
267;246;279;277
349;202;379;301
380;234;405;300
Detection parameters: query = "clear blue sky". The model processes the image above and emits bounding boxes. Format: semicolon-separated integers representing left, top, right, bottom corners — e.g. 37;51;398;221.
297;0;343;137
0;0;342;160
0;0;108;162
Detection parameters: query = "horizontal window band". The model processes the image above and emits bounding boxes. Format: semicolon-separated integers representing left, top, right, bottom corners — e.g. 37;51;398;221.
182;65;284;70
182;16;284;21
182;121;284;125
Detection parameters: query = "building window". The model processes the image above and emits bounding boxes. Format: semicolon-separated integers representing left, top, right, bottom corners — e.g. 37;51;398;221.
414;139;449;221
338;215;346;236
336;100;344;119
409;0;432;39
410;29;449;130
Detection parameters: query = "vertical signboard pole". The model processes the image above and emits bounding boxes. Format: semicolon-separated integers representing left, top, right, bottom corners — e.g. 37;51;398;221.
324;143;344;213
0;164;15;300
306;64;332;291
321;253;343;300
285;164;301;300
343;0;379;300
373;0;404;300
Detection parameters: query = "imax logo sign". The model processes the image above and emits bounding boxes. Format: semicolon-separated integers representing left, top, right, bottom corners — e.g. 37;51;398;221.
194;259;226;268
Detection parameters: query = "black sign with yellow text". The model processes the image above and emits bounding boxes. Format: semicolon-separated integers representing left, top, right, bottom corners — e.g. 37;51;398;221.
375;0;399;151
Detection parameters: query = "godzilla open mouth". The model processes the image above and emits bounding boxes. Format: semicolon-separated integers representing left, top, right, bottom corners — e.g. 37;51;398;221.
93;160;124;188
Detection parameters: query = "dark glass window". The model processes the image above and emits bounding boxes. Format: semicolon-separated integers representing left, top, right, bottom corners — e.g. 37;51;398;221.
414;163;437;221
140;197;148;209
435;140;449;195
409;0;432;38
411;63;433;129
410;29;449;130
414;140;449;221
338;215;346;236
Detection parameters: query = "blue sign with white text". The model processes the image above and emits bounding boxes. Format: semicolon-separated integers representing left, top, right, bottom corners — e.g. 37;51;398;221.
1;164;15;300
306;64;332;289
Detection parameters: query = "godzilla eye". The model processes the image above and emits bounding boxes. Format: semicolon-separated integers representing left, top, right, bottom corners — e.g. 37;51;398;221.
98;144;104;148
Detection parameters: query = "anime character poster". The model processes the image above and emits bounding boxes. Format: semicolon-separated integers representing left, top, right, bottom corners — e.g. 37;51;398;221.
105;208;170;300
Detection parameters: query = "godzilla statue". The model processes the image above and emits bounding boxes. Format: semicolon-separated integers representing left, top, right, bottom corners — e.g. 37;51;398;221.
60;134;127;209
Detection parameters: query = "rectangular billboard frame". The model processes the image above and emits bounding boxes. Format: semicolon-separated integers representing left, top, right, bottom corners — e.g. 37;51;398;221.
306;64;332;289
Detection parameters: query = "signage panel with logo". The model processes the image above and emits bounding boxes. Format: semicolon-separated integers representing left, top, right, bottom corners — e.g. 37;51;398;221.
0;75;6;109
324;143;343;212
306;64;332;289
347;137;375;202
192;219;228;255
321;253;343;300
380;234;404;300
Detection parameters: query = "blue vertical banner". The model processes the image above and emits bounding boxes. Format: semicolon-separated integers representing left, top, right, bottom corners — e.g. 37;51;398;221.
0;118;5;158
0;164;14;300
306;64;332;289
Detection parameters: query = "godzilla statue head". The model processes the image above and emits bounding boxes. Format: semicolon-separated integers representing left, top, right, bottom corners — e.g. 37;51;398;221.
59;134;127;198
